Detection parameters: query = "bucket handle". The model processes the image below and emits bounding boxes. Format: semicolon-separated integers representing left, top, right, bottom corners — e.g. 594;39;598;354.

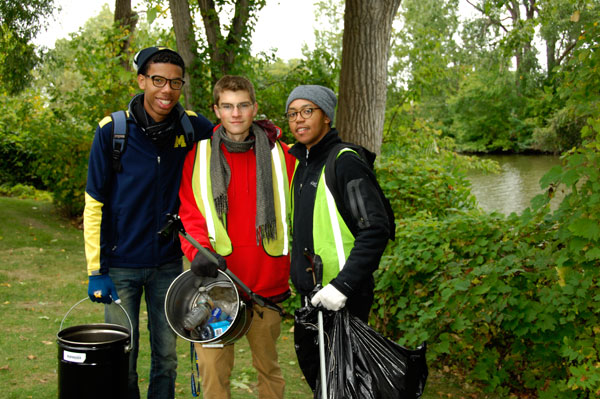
60;297;134;353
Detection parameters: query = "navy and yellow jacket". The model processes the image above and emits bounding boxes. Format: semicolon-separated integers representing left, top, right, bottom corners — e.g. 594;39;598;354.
84;95;213;276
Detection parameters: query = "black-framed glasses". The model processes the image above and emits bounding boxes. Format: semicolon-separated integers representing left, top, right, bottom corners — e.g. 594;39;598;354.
285;107;321;122
145;75;185;90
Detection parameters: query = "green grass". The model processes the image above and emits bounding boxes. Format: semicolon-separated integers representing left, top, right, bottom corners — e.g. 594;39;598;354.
0;195;496;398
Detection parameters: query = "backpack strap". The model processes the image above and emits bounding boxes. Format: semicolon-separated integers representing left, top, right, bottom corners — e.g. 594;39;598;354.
175;103;195;146
110;104;194;173
324;142;395;241
110;110;128;173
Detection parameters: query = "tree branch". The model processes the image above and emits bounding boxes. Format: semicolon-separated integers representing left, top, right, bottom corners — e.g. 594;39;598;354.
556;36;581;65
198;0;222;52
465;0;510;33
225;0;250;64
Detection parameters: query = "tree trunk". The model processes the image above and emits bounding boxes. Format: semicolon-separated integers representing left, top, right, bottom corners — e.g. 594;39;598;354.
545;39;556;76
169;0;198;108
198;0;251;86
114;0;138;68
337;0;402;154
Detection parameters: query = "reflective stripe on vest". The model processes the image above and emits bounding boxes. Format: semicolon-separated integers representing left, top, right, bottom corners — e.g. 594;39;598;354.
192;139;289;256
309;148;357;286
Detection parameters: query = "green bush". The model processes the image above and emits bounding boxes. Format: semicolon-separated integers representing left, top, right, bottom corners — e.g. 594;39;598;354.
0;183;52;201
371;117;600;396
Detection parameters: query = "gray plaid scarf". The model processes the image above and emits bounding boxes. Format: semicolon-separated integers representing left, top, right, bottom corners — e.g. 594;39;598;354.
210;123;277;243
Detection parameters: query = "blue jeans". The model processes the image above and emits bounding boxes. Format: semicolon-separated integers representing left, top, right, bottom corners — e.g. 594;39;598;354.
106;261;182;399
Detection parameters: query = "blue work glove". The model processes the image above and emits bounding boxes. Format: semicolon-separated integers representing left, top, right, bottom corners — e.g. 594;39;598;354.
191;249;227;278
88;274;120;304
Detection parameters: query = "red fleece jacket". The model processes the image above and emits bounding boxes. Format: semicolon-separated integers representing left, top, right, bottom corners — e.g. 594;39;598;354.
178;125;296;299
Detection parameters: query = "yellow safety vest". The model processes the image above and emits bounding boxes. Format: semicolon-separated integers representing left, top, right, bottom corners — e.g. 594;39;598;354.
191;139;290;256
292;148;357;286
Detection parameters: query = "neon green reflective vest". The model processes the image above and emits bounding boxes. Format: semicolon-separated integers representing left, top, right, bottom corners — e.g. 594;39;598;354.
191;139;290;256
292;148;357;286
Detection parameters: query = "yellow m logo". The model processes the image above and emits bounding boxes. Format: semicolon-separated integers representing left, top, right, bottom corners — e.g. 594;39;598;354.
174;135;187;148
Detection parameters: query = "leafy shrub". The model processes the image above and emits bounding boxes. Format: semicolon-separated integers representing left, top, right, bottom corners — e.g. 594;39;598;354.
0;183;52;201
448;68;527;153
371;117;600;396
380;116;500;218
0;91;49;187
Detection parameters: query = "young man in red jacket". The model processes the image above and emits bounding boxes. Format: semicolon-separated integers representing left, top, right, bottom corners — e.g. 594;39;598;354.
178;75;296;398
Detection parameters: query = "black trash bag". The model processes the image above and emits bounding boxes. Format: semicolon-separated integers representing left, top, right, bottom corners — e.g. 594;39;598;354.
293;303;327;391
294;304;428;398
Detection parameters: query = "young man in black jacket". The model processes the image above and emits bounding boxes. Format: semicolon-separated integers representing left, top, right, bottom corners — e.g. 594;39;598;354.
285;85;393;322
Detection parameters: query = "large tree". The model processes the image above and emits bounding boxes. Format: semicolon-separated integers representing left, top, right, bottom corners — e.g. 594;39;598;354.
168;0;266;109
337;0;402;153
169;0;197;107
114;0;138;64
0;0;56;94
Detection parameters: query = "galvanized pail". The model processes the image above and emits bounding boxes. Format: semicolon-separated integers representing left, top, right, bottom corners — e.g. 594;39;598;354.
165;269;252;346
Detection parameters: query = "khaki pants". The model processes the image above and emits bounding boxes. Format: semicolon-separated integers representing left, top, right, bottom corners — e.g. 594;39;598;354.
194;305;285;399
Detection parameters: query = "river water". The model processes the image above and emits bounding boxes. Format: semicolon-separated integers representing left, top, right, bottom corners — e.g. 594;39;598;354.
465;154;563;215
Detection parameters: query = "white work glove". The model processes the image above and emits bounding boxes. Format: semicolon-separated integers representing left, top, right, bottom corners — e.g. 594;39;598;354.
311;284;347;311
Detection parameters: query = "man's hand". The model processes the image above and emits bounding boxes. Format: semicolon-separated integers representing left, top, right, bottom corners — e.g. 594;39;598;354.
190;250;227;277
310;284;347;311
88;274;120;304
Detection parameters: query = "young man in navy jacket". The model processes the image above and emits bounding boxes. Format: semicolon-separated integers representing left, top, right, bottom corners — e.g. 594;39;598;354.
83;47;213;399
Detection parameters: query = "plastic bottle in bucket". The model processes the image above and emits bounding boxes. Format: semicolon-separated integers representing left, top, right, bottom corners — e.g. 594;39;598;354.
200;320;232;340
182;287;213;332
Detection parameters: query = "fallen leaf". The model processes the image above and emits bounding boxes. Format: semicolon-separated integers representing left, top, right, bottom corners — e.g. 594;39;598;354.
42;341;53;345
0;365;9;370
27;355;36;360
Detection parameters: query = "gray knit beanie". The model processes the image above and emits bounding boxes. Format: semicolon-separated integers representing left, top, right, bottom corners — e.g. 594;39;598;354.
285;85;337;125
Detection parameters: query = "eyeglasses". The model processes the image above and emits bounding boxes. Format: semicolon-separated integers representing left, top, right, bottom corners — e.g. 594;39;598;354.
145;75;185;90
218;102;254;113
285;107;321;122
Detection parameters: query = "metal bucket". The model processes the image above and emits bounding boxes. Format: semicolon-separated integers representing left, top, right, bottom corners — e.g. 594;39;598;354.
57;298;133;399
165;269;252;346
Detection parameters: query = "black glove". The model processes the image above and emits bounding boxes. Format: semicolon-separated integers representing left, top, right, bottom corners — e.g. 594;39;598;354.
191;249;227;277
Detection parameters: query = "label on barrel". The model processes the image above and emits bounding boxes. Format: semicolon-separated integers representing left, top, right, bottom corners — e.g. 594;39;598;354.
63;350;86;363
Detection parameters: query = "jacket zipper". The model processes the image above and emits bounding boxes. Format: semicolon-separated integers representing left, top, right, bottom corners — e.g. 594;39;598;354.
155;155;161;264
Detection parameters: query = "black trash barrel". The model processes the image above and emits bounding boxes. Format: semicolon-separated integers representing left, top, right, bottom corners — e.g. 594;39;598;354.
57;299;132;399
